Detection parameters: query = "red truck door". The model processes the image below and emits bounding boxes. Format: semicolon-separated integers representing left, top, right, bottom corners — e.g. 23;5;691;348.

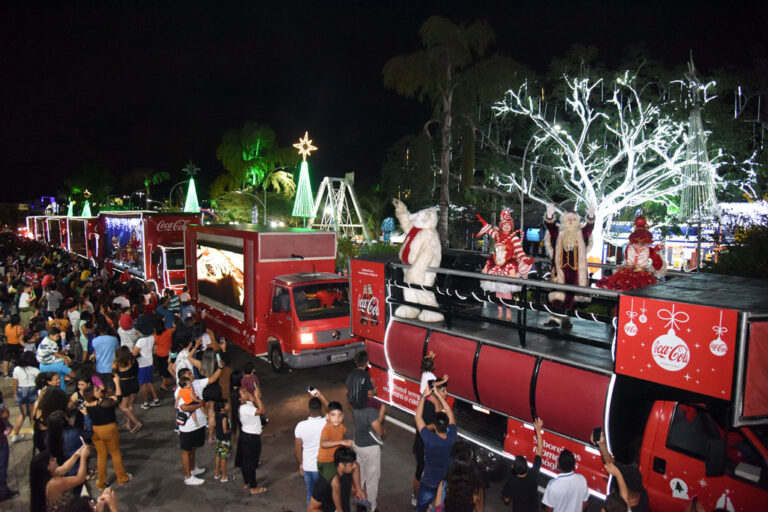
265;285;294;370
644;402;767;511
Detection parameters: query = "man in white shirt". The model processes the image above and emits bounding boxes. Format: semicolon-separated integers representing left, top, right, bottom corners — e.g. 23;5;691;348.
132;319;160;409
542;449;590;512
295;389;329;506
43;288;63;315
176;366;221;485
112;294;130;309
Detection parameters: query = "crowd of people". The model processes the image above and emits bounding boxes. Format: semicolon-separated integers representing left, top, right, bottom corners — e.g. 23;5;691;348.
0;233;652;512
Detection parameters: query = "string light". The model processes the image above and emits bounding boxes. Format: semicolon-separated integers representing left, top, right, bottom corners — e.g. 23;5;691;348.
293;131;318;161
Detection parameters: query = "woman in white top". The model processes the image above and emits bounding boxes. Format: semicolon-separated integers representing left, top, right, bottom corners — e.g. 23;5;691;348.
10;351;40;442
236;387;267;495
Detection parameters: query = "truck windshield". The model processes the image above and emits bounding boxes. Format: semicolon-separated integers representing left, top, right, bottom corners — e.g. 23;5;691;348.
164;248;185;271
293;283;350;321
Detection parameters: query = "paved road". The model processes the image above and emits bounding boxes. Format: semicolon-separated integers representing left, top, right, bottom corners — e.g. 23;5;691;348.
2;344;582;511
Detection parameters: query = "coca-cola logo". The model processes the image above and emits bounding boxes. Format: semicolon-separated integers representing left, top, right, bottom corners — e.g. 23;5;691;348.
710;339;727;357
358;296;379;317
652;332;690;372
156;219;191;232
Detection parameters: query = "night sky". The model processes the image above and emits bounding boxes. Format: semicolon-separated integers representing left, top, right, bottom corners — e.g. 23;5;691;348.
2;1;766;202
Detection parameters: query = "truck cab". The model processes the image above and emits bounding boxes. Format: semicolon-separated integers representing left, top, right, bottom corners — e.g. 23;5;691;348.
266;273;358;371
152;245;186;292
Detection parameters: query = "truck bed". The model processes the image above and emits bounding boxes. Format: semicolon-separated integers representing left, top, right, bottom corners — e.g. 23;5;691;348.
394;303;615;375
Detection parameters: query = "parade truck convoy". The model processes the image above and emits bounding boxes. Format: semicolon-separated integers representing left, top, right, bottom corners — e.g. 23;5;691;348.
26;211;200;295
184;223;363;372
350;253;768;511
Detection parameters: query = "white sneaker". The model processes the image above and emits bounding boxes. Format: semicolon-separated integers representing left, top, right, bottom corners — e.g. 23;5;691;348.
184;475;205;486
191;466;206;476
10;435;18;443
410;494;417;507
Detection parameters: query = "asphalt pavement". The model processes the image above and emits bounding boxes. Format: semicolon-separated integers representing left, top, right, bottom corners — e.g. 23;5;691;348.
1;344;562;512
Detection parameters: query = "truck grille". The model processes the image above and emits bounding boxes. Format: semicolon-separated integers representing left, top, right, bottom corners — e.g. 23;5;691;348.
315;327;353;344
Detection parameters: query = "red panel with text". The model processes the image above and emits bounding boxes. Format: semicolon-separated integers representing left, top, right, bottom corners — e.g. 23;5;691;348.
505;417;608;493
616;296;739;399
350;259;387;343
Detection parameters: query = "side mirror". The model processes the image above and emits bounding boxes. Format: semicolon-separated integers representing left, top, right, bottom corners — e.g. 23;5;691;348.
705;438;727;477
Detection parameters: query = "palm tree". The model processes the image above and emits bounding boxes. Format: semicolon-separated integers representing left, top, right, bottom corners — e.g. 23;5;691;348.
383;16;527;245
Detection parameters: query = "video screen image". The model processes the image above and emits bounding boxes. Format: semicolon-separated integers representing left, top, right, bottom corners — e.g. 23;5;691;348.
196;244;244;314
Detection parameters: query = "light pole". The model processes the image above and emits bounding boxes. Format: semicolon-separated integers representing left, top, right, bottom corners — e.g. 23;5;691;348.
234;190;265;224
168;179;189;208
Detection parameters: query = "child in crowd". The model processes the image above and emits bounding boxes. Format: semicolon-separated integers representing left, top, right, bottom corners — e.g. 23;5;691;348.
213;400;234;483
176;375;201;428
316;401;353;483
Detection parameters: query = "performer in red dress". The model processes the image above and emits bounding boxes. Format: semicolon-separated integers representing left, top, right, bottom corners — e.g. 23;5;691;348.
597;216;667;291
476;208;534;319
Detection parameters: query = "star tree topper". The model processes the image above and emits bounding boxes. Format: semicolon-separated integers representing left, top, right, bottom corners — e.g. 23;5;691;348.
293;131;318;161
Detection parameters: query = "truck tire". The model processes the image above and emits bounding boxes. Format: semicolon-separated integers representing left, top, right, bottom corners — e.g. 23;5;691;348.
269;344;286;373
474;446;506;482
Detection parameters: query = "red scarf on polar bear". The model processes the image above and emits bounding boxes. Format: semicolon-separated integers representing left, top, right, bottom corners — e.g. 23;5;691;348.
400;227;422;264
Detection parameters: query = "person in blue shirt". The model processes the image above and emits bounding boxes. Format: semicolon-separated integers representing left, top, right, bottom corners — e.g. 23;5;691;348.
415;382;457;512
91;320;119;374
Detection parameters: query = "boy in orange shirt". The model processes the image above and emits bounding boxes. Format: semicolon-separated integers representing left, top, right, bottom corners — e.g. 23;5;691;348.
316;401;352;483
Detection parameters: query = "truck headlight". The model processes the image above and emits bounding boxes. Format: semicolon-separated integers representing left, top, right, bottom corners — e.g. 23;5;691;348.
300;333;315;344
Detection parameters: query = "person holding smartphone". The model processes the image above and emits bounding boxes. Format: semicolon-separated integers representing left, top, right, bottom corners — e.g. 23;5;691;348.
295;386;329;506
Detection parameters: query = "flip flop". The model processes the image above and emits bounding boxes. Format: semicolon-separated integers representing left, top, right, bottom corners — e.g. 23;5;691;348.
130;423;143;433
249;487;267;496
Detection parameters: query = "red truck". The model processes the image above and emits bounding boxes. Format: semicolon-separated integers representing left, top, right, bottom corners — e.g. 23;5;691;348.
97;211;200;294
184;223;364;372
66;216;99;261
350;253;768;511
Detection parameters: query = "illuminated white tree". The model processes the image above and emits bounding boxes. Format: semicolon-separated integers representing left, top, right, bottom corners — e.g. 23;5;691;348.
492;71;717;256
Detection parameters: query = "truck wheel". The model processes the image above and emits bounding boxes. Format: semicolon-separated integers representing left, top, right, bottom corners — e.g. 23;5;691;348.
474;446;506;481
269;345;285;373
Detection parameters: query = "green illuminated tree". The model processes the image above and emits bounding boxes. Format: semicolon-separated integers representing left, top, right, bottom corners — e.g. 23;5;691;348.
216;122;298;189
383;16;528;245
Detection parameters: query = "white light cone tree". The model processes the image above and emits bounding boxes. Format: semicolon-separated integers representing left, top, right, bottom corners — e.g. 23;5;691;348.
492;71;717;258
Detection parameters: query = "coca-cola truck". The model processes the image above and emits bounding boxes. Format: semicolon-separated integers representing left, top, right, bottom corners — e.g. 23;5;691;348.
351;253;768;511
98;211;200;293
46;216;68;249
66;217;99;260
185;223;364;372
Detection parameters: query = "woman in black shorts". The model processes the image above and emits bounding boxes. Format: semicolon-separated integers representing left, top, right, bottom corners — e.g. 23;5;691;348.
114;346;142;433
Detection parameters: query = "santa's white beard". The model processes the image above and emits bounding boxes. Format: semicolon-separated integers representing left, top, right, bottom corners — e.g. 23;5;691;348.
559;225;582;250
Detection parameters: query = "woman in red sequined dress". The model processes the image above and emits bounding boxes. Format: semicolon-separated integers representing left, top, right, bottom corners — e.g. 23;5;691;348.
598;216;667;291
476;209;534;319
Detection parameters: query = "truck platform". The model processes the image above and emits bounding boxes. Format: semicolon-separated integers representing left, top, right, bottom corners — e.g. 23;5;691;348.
395;303;615;375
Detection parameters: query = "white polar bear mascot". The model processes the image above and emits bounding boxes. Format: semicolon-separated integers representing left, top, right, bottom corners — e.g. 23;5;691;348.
392;199;444;323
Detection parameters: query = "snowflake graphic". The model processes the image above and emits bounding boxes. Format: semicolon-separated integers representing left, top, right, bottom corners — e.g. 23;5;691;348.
699;479;707;487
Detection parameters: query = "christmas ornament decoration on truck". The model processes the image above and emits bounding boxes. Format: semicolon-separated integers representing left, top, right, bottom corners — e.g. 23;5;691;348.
350;252;768;511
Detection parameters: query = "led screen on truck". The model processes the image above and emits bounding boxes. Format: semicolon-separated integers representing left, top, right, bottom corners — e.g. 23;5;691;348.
196;243;244;320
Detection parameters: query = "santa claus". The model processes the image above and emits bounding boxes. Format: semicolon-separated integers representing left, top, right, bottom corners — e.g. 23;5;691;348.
476;208;534;319
544;204;595;327
597;216;666;290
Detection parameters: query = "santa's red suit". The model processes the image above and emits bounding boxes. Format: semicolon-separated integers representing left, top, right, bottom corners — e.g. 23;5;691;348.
597;216;666;291
476;210;534;294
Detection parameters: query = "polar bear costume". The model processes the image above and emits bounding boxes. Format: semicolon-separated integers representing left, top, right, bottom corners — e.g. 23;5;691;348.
392;199;444;323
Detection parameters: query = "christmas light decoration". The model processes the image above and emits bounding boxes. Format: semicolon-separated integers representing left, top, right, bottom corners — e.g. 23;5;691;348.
292;132;317;222
292;160;315;219
184;177;200;213
81;200;92;217
293;131;318;161
492;71;720;256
